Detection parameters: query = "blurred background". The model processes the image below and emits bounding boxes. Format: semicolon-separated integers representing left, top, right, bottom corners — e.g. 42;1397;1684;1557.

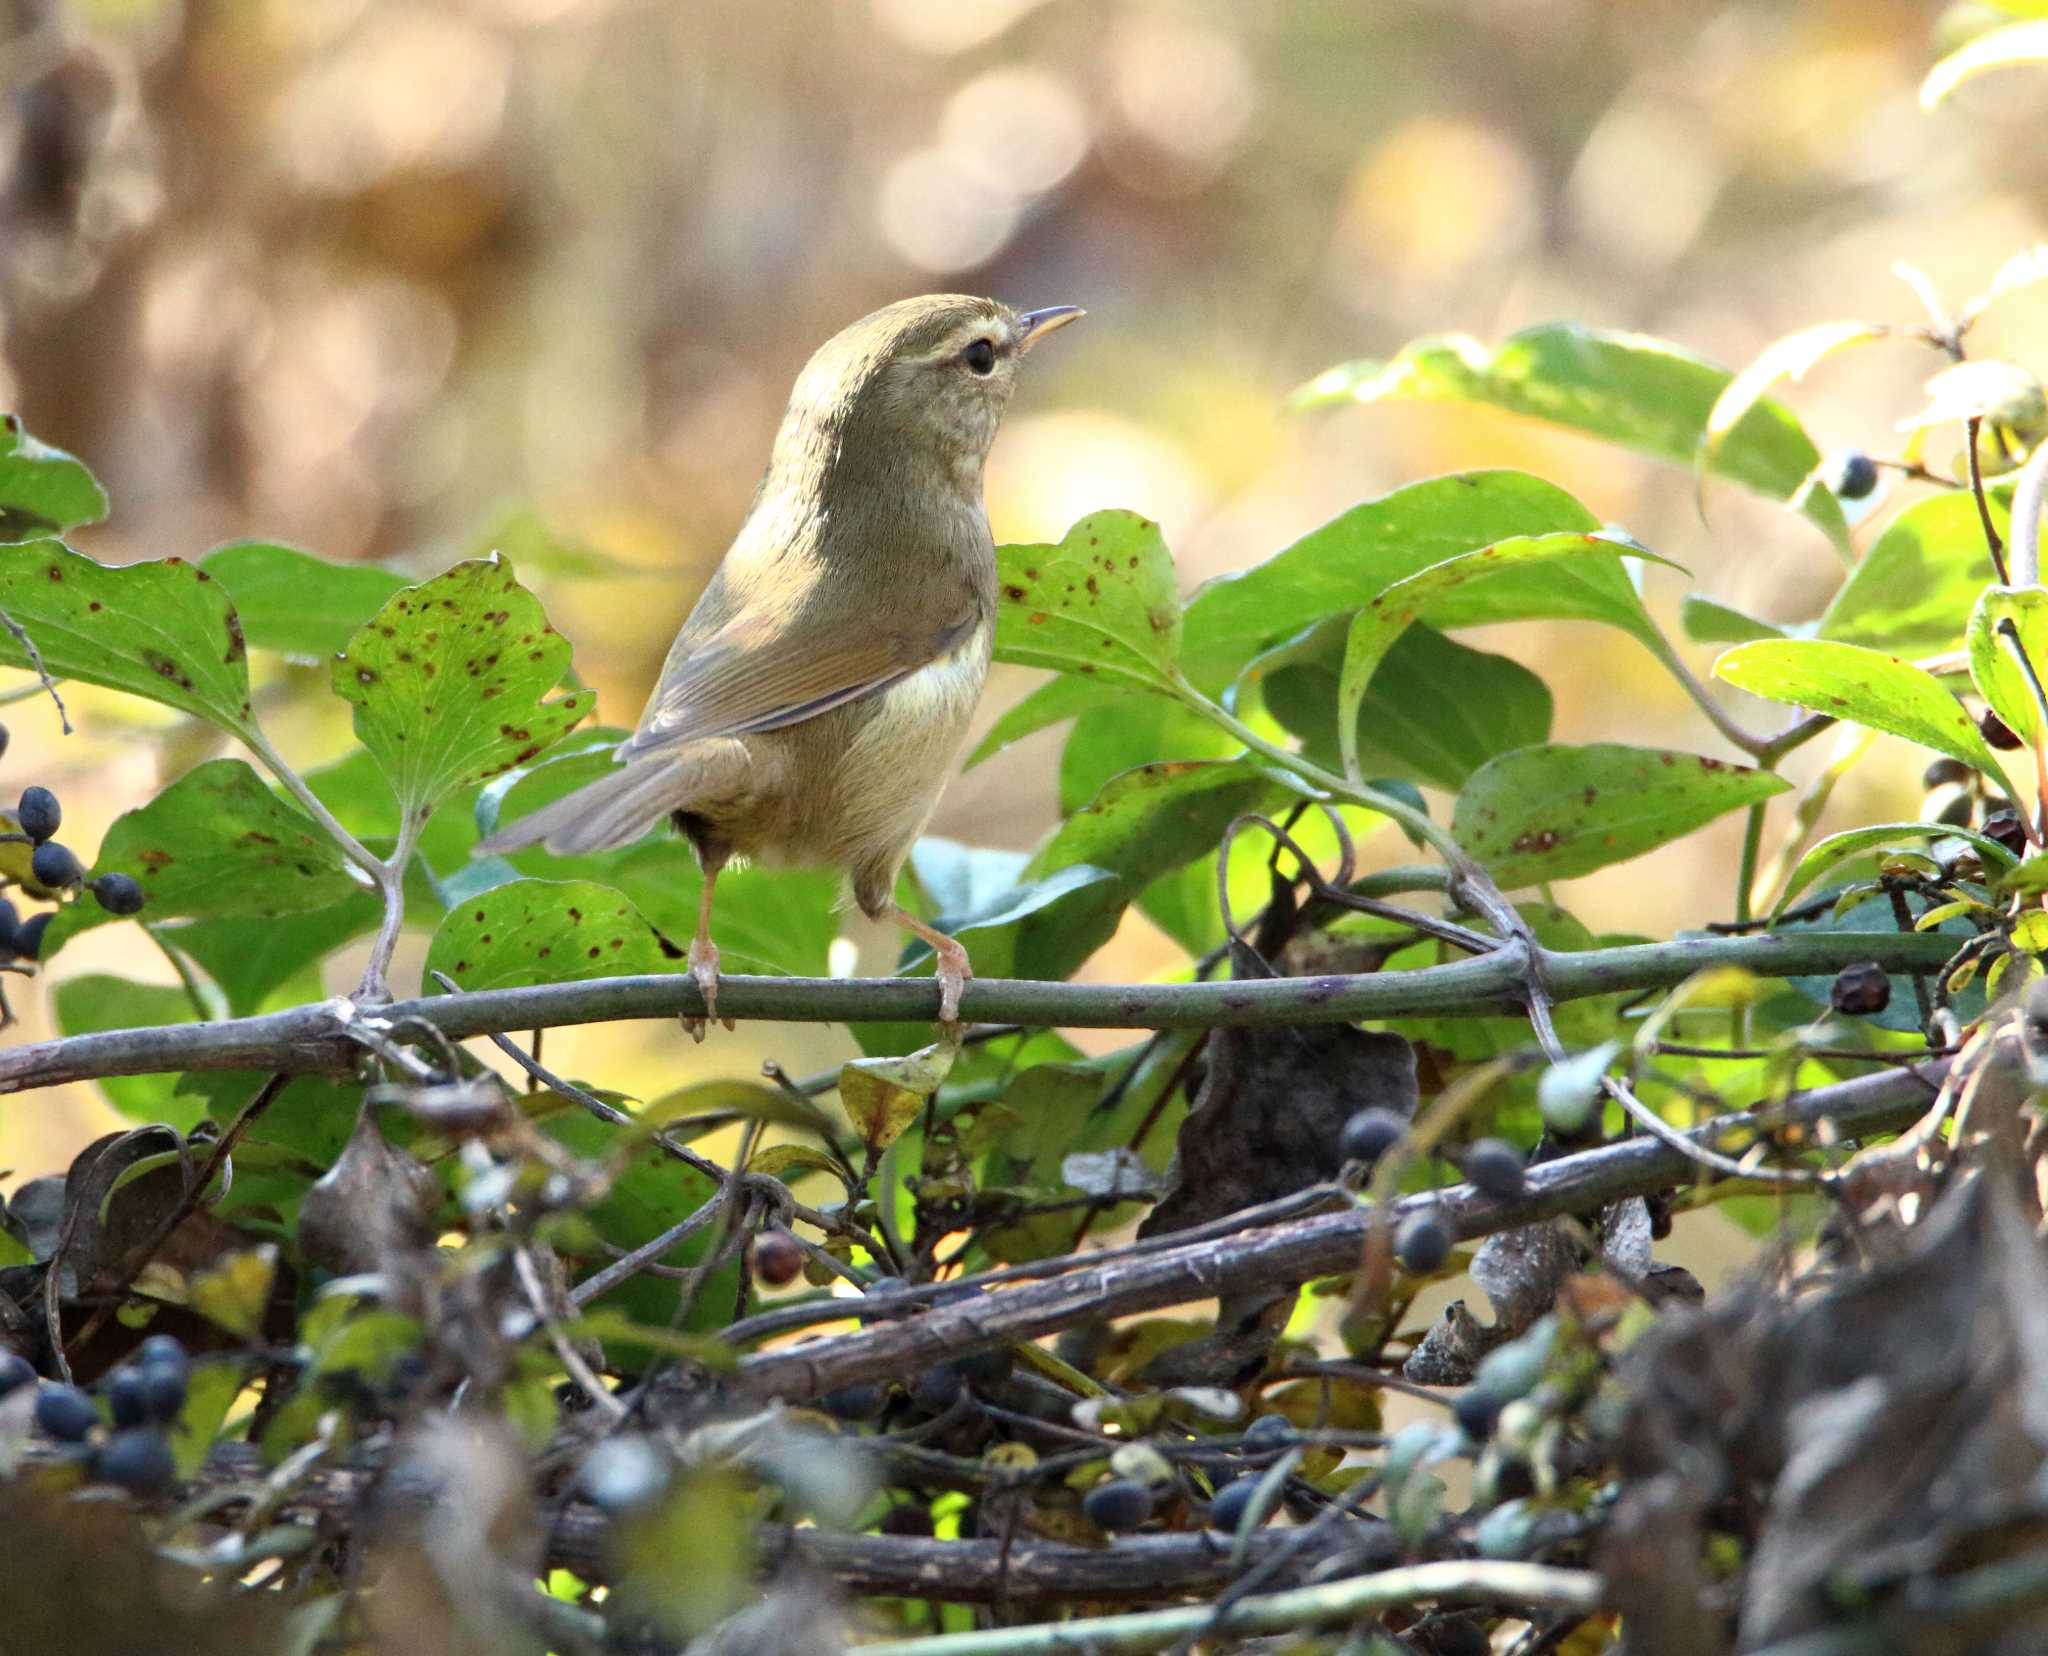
1;0;2044;1210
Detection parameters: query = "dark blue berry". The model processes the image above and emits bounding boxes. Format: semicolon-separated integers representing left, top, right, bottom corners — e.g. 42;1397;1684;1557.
15;787;58;844
1339;1107;1406;1167
1461;1139;1526;1200
0;1352;33;1398
107;1368;151;1429
1395;1210;1453;1273
95;1428;176;1496
34;1382;99;1442
1244;1413;1294;1451
1832;450;1879;501
13;912;50;960
137;1363;186;1424
1207;1475;1266;1532
1083;1478;1154;1530
821;1382;887;1422
137;1334;189;1374
1454;1388;1504;1441
30;840;82;890
90;873;146;917
911;1362;963;1413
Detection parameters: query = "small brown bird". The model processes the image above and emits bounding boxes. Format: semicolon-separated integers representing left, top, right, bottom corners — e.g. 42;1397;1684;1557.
479;295;1081;1032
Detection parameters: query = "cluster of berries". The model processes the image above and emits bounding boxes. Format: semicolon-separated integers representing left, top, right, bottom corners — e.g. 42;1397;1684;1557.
1338;1106;1528;1272
1;776;144;960
2;1332;189;1496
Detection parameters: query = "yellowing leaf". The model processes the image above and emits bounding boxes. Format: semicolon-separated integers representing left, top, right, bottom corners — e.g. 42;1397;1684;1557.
839;1038;956;1152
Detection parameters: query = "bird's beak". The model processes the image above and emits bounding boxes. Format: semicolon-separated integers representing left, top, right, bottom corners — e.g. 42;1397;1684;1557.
1016;306;1084;352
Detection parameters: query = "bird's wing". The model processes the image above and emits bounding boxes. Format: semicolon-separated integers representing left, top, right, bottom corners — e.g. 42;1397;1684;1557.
616;597;982;761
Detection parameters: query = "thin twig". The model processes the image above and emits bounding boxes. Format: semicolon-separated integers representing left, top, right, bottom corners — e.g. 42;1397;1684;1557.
1967;416;2012;586
513;1245;626;1421
0;604;69;733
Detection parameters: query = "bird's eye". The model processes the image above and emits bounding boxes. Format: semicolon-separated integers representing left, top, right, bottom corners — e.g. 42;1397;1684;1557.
961;338;997;376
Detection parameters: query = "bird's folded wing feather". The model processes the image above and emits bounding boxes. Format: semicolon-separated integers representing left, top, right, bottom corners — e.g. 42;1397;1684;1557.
616;600;981;760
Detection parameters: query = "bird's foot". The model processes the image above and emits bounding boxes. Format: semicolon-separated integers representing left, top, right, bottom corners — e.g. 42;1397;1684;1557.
933;934;972;1042
682;937;731;1042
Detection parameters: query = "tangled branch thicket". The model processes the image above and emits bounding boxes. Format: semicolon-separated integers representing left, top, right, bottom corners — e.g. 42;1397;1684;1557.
7;12;2048;1651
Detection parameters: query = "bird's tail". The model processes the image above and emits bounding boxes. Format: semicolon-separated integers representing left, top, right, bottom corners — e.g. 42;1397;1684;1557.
476;750;723;858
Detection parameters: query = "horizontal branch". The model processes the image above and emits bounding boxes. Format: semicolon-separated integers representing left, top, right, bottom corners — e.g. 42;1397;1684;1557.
729;1060;1944;1403
853;1559;1601;1655
0;929;1957;1095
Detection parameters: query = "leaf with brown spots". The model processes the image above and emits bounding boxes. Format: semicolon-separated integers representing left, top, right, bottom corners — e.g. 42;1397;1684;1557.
1715;637;2013;792
38;758;367;962
422;877;683;994
0;540;257;737
992;509;1184;696
331;555;588;822
0;416;107;541
1453;742;1791;888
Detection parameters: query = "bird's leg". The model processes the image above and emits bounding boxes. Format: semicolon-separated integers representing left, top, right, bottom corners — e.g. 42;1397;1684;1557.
889;905;973;1033
683;857;732;1042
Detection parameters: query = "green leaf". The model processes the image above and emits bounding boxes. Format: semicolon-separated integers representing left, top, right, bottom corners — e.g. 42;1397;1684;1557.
966;672;1126;769
423;877;681;994
978;1064;1111;1262
201;541;411;661
1178;471;1601;692
1680;593;1791;645
1922;19;2048;107
1292;325;1850;555
0;416;107;540
1715;638;2011;789
0;542;256;736
1776;823;2020;916
54;976;204;1126
1451;744;1790;888
539;1106;731;1338
992;510;1183;694
168;1360;242;1480
1816;486;2011;656
1058;696;1240;816
1261;622;1551;791
1331;530;1675;783
1022;758;1301;970
166;895;383;1017
1701;321;1888;475
40;759;367;959
332;555;591;824
1969;586;2048;747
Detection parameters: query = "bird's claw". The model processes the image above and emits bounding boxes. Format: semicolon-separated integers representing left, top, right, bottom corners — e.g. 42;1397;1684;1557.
935;941;972;1043
682;937;728;1043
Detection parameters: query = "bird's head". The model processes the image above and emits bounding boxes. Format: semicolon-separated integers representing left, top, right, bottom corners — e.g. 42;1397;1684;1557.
780;294;1082;492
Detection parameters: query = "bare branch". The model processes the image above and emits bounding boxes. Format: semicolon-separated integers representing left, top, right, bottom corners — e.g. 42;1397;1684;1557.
0;930;1963;1095
727;1060;1943;1403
